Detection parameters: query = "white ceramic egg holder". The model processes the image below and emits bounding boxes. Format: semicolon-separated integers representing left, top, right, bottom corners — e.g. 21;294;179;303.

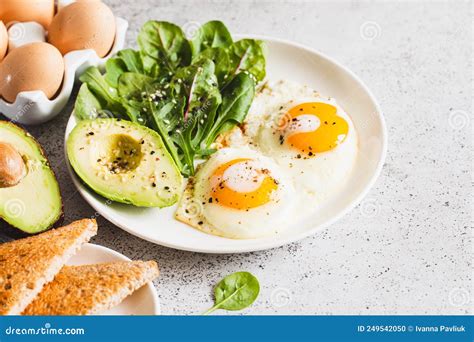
0;17;128;125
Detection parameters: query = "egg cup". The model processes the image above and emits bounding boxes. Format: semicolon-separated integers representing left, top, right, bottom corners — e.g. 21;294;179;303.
0;17;128;125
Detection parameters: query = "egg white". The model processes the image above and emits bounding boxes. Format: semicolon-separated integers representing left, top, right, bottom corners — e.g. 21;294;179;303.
226;80;358;200
175;147;296;239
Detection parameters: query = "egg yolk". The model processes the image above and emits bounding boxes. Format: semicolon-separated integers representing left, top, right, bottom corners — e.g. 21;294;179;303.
281;102;349;155
209;158;278;210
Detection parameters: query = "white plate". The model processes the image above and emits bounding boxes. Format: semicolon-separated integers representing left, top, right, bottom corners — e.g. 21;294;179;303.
64;36;387;253
67;243;160;315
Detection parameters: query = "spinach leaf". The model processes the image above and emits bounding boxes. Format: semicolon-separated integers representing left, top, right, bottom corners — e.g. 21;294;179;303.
105;58;128;87
74;84;103;121
195;47;231;87
228;39;266;82
149;98;185;172
116;49;145;74
80;67;139;122
170;59;221;175
204;72;255;148
138;21;192;71
117;72;157;99
171;59;220;123
79;67;119;103
191;20;233;57
203;272;260;315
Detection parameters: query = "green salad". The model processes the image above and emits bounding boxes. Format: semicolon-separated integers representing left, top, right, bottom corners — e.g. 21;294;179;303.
75;20;266;176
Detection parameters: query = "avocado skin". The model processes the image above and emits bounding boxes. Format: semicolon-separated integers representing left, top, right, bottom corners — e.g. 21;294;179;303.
0;213;64;239
0;120;63;234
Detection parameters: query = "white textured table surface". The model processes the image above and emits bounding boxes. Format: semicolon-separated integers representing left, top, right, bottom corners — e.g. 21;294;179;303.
1;0;472;315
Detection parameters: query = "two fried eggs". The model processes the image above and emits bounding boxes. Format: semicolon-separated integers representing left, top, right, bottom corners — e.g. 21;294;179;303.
175;80;358;239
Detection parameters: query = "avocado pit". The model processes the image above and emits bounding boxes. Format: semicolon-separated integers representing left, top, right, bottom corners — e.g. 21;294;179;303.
0;142;26;188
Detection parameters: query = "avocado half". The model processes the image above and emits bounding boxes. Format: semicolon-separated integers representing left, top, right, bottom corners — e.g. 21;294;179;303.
0;121;62;234
66;118;183;207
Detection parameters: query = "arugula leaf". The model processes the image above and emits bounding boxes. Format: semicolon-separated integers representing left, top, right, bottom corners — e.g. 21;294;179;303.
203;272;260;315
191;20;233;57
138;21;192;71
228;39;266;82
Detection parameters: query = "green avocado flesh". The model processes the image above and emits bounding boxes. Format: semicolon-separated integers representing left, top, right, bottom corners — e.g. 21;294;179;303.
67;118;183;207
0;121;62;234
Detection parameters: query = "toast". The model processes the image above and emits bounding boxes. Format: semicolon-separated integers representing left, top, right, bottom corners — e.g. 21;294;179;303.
0;219;97;315
23;260;159;315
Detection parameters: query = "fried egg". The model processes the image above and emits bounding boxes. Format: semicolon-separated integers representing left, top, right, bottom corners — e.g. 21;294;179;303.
226;80;358;199
175;148;295;239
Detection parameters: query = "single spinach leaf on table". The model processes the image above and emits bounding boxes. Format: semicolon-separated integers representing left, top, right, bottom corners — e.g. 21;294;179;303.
191;20;233;57
203;272;260;315
138;21;192;71
228;39;266;82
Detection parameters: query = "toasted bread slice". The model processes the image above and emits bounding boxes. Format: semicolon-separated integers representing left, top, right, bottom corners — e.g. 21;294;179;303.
0;219;97;315
23;260;159;315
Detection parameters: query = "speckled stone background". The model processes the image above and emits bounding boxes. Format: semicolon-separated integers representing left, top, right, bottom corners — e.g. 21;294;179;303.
1;0;472;315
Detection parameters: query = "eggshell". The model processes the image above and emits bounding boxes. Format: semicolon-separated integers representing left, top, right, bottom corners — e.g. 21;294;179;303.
7;21;45;51
57;0;100;11
48;1;116;58
0;0;55;29
0;21;7;61
0;42;64;103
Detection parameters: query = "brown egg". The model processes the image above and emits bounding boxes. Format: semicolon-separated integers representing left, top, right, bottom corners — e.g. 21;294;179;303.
48;1;116;58
0;142;25;188
0;21;7;61
0;0;55;29
0;42;64;103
